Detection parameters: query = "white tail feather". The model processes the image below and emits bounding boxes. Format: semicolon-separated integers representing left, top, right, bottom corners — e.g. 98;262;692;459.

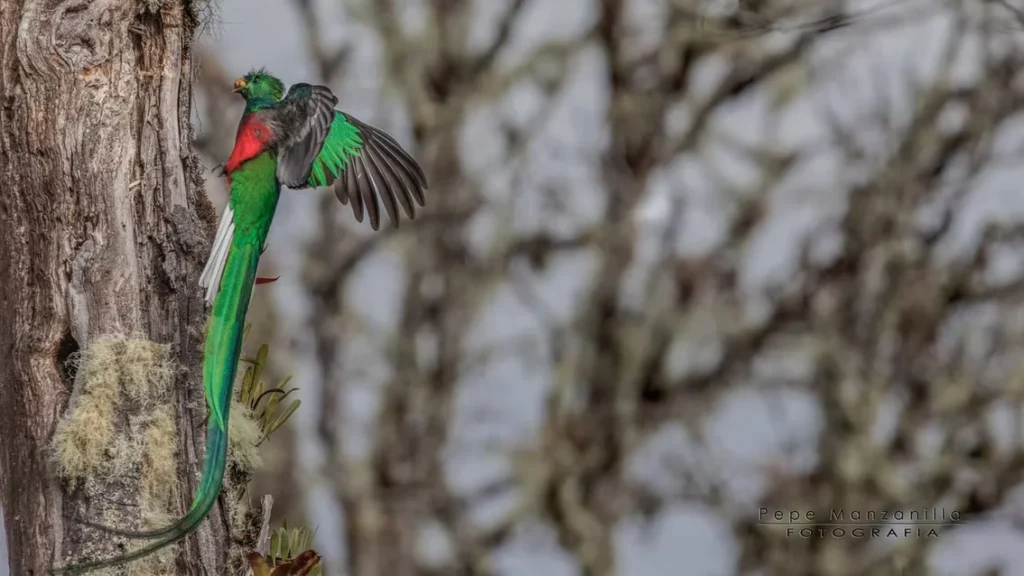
206;222;235;304
199;205;236;306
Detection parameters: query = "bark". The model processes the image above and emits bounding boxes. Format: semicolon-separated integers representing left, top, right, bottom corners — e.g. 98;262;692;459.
0;1;225;574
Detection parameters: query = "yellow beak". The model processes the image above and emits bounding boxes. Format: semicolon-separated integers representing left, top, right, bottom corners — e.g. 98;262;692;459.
232;77;247;93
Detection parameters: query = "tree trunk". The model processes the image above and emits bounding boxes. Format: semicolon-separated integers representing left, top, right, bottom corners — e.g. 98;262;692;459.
0;1;226;574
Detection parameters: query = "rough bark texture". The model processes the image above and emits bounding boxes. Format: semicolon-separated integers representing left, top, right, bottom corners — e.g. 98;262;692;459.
0;0;224;574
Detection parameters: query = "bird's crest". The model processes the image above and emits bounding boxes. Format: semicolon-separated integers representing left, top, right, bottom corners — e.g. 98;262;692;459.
238;67;285;101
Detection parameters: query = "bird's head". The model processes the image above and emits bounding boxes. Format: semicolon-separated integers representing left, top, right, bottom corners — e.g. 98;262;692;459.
232;68;285;101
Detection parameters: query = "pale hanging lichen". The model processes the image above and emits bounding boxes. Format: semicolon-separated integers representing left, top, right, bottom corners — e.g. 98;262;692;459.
228;397;265;475
50;334;180;575
129;405;180;576
121;337;175;405
50;329;307;572
51;334;174;480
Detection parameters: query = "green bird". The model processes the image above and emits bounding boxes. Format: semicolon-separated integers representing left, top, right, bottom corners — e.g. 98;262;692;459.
52;69;428;574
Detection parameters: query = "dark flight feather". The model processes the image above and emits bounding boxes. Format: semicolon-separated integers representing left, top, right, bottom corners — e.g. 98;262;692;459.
270;83;339;187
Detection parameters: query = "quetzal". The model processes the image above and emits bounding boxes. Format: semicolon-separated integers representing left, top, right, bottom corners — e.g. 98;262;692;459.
52;69;428;574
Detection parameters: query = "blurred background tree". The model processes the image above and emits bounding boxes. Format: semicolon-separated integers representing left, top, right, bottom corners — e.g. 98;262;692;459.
142;0;1024;574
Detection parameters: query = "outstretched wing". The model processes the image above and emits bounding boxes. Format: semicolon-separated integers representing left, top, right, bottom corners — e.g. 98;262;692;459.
304;112;429;231
269;83;338;187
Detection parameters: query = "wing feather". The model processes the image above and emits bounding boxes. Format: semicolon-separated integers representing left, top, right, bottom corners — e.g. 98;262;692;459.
354;157;380;230
344;158;364;224
360;146;400;227
361;123;429;192
366;143;418;220
300;111;428;230
271;83;339;187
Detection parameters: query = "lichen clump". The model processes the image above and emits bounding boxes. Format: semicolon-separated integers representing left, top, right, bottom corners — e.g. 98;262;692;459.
141;406;179;523
50;334;180;574
51;329;293;572
227;398;266;536
228;398;264;474
51;334;175;480
131;406;179;575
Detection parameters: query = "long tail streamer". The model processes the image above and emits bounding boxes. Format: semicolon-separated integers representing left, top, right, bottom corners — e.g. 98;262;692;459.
52;159;279;574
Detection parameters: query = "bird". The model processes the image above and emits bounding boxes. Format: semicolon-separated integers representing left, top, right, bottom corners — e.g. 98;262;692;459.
51;69;428;574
